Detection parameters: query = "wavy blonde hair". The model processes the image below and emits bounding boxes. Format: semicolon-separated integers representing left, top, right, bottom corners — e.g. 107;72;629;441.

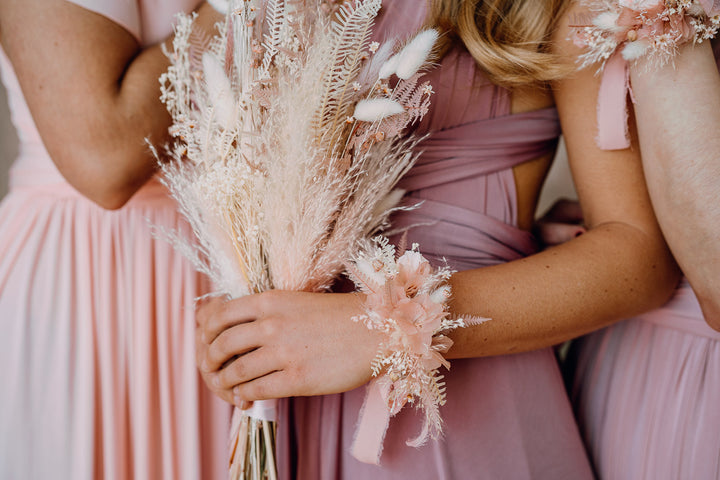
427;0;569;87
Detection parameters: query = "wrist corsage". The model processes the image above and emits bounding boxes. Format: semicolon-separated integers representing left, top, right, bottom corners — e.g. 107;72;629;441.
346;237;488;465
572;0;720;150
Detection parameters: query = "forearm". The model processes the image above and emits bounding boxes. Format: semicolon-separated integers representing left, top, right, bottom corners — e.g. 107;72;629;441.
630;41;720;328
446;219;679;359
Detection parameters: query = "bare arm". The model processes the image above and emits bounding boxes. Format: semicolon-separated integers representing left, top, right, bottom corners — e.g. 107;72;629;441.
0;0;221;209
629;41;720;329
444;7;680;358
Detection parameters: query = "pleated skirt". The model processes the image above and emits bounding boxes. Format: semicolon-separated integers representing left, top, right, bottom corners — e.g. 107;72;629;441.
0;178;231;480
569;280;720;480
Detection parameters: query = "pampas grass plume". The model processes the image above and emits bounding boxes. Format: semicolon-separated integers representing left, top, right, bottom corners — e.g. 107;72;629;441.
378;53;400;79
353;98;404;122
202;52;237;130
395;29;438;80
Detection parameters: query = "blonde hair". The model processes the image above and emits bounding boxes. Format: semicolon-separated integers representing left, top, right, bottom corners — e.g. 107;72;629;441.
427;0;569;87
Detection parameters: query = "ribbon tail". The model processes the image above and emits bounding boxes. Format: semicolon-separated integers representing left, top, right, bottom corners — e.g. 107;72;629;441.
597;52;631;150
351;379;392;465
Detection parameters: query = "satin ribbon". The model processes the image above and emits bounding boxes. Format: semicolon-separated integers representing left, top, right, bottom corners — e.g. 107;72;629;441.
597;51;632;150
351;379;392;464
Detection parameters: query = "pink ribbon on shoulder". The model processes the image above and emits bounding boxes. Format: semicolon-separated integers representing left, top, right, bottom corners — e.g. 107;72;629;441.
597;51;632;150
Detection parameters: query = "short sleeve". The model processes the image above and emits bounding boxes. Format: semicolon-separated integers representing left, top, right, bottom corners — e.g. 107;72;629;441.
64;0;142;42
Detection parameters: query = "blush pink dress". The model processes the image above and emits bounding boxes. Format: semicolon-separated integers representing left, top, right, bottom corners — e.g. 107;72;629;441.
274;3;595;479
568;43;720;480
0;1;231;479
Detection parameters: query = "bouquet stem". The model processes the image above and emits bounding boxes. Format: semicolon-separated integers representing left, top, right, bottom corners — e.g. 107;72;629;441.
229;401;278;480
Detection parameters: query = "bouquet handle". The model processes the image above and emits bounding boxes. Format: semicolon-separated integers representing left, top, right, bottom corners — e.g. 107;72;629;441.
229;399;279;480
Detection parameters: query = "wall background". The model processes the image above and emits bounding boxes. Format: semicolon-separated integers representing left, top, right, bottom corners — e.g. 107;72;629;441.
0;81;18;199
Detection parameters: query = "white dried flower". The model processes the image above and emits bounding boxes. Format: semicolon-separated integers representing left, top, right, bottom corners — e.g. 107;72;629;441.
353;98;404;122
395;29;439;80
378;53;400;79
369;41;380;53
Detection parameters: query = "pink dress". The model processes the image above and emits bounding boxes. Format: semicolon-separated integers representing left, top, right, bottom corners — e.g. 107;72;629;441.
0;1;231;478
568;44;720;480
275;3;594;479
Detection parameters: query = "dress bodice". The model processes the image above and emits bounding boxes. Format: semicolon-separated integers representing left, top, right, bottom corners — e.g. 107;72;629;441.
373;6;560;271
0;0;199;196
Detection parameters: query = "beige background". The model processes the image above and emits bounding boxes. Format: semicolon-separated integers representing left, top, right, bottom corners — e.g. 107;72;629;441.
0;82;575;211
0;82;18;199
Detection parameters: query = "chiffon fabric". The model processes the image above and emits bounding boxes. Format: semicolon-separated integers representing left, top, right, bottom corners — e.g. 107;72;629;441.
0;1;231;478
568;44;720;480
275;3;594;479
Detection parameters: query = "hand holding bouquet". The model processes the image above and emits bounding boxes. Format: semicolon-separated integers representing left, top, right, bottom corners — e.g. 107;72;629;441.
158;0;443;477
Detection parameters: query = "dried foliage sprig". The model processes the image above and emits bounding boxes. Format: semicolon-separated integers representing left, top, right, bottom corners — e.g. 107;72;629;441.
346;237;488;465
157;0;439;477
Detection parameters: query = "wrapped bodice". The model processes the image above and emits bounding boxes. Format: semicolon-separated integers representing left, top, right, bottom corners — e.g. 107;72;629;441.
389;47;560;271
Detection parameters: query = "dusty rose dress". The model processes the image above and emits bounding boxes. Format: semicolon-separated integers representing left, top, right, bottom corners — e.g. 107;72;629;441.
0;1;231;478
568;44;720;480
275;3;594;479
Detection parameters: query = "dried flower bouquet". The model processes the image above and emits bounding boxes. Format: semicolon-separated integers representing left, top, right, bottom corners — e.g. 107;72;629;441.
157;0;438;478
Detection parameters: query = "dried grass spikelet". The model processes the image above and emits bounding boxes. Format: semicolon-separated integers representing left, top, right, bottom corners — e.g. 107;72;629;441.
353;98;405;122
378;52;401;79
395;29;439;79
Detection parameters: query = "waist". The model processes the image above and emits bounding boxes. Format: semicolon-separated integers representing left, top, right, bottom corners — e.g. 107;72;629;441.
636;279;720;340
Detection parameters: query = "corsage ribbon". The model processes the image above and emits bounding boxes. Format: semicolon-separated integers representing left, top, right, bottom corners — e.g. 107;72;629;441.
575;0;720;150
345;237;487;465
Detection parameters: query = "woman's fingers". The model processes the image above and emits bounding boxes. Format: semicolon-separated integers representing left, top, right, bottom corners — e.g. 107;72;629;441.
211;347;281;392
196;295;259;344
535;198;586;246
535;221;586;246
202;322;263;372
543;198;584;224
232;370;293;404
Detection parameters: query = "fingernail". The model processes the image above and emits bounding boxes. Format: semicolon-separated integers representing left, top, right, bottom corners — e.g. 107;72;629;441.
201;359;208;372
212;376;220;388
235;398;247;409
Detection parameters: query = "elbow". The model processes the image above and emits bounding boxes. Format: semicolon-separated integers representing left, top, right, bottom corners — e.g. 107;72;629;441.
86;188;138;210
53;147;156;210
